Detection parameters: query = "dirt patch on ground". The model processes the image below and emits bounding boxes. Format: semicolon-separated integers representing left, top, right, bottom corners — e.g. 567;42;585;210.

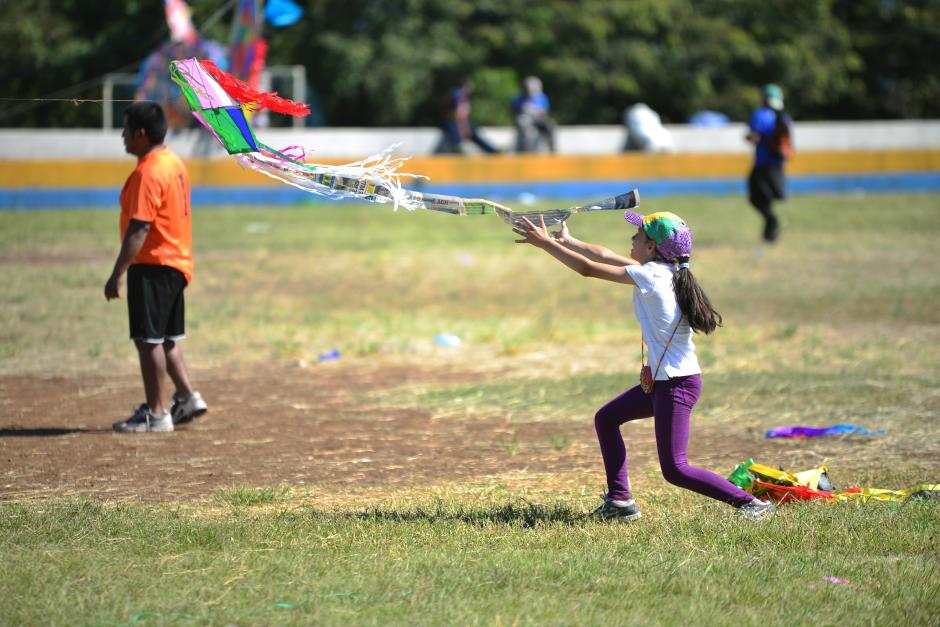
1;363;763;503
0;251;109;266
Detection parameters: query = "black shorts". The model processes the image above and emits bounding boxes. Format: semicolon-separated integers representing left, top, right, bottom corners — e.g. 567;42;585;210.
127;264;188;343
748;164;786;205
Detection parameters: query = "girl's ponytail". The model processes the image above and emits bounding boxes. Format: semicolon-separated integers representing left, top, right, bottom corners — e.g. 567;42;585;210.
672;256;722;334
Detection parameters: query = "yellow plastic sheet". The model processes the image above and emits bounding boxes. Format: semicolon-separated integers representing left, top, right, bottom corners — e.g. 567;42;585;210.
747;463;802;486
793;467;830;491
833;484;940;503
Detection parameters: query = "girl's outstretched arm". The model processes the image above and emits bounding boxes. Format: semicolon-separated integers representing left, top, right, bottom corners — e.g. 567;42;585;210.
513;216;636;285
551;222;639;267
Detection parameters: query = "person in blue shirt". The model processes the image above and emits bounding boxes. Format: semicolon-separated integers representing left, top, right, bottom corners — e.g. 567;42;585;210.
746;84;793;242
511;76;556;153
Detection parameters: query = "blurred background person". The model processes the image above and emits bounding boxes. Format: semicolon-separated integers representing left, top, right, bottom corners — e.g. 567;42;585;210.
134;0;229;130
623;103;674;152
440;77;500;154
511;76;556;153
746;83;794;242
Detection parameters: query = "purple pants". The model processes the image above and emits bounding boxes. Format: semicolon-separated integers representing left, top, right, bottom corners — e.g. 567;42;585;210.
594;374;754;507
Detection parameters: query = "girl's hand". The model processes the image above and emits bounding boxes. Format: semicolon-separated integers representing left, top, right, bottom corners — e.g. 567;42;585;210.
550;221;570;244
512;215;552;248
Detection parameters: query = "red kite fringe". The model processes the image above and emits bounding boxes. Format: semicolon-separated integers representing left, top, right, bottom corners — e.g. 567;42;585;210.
199;59;310;118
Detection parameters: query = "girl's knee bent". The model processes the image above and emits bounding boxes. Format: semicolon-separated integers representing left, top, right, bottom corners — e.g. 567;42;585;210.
594;407;620;433
660;463;691;487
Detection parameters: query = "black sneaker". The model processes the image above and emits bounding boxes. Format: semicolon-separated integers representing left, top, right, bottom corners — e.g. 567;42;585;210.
590;494;642;521
763;216;780;242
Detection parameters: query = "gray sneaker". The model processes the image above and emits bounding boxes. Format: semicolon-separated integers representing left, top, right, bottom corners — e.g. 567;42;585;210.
113;404;174;433
170;391;208;425
590;494;642;521
736;498;777;520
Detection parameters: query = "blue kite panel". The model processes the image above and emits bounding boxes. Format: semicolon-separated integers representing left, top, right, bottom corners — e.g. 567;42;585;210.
224;106;259;153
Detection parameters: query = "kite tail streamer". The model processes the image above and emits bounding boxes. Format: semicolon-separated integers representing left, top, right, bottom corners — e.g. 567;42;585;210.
239;143;429;210
199;59;310;117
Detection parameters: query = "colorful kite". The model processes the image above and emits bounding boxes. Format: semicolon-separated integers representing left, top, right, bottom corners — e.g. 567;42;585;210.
169;57;640;222
229;0;267;91
137;5;228;129
727;458;939;504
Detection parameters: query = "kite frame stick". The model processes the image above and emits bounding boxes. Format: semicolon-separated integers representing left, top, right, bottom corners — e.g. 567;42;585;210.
494;188;640;226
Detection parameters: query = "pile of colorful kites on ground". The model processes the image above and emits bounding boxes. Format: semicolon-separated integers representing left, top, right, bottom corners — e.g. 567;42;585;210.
727;458;939;504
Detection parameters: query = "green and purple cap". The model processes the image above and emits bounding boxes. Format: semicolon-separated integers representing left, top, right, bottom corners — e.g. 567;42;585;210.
624;210;693;259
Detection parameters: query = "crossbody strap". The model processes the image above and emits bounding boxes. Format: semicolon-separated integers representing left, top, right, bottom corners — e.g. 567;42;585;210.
641;317;683;380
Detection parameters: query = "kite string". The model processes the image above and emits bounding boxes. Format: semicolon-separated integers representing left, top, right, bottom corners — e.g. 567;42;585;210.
0;98;140;105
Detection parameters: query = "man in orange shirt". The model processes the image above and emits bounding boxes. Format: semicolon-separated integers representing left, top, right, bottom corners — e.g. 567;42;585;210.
105;102;208;433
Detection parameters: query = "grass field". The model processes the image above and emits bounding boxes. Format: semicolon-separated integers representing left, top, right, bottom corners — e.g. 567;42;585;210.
1;192;939;625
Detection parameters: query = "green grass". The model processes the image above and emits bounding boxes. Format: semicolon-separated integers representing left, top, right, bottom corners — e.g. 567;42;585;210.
2;192;939;624
213;485;292;508
2;193;938;374
1;483;937;626
393;366;937;429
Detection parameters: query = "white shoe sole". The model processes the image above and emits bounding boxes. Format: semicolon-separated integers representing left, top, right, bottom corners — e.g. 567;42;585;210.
112;420;174;433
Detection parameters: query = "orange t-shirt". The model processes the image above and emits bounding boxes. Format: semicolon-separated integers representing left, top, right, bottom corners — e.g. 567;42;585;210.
119;146;193;283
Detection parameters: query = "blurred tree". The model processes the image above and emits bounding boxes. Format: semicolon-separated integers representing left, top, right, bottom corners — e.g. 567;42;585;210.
0;0;231;128
0;0;936;127
832;0;940;119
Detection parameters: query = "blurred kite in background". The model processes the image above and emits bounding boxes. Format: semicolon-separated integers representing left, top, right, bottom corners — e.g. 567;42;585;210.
169;57;641;220
766;424;885;438
229;0;267;94
138;0;305;129
137;1;228;128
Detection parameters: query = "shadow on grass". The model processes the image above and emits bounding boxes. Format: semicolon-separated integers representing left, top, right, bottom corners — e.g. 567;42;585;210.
0;427;105;437
354;500;588;527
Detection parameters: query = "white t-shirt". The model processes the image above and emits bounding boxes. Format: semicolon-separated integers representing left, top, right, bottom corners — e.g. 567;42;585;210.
625;261;701;380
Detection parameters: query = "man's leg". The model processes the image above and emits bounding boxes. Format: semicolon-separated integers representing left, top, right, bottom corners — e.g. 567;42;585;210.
164;339;193;400
514;118;527;152
164;339;208;425
515;115;537;152
161;274;207;425
135;338;168;415
469;125;500;153
748;167;779;242
444;121;463;152
536;117;556;152
114;265;176;432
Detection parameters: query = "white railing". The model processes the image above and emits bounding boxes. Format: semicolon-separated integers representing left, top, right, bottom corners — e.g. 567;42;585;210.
3;121;939;161
100;65;307;130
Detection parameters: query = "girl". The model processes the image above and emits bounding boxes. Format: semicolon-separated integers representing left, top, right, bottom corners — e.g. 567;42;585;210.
512;210;775;520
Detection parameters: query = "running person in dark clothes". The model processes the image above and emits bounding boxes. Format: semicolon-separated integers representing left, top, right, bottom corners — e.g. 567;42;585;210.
747;83;793;242
442;77;500;154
